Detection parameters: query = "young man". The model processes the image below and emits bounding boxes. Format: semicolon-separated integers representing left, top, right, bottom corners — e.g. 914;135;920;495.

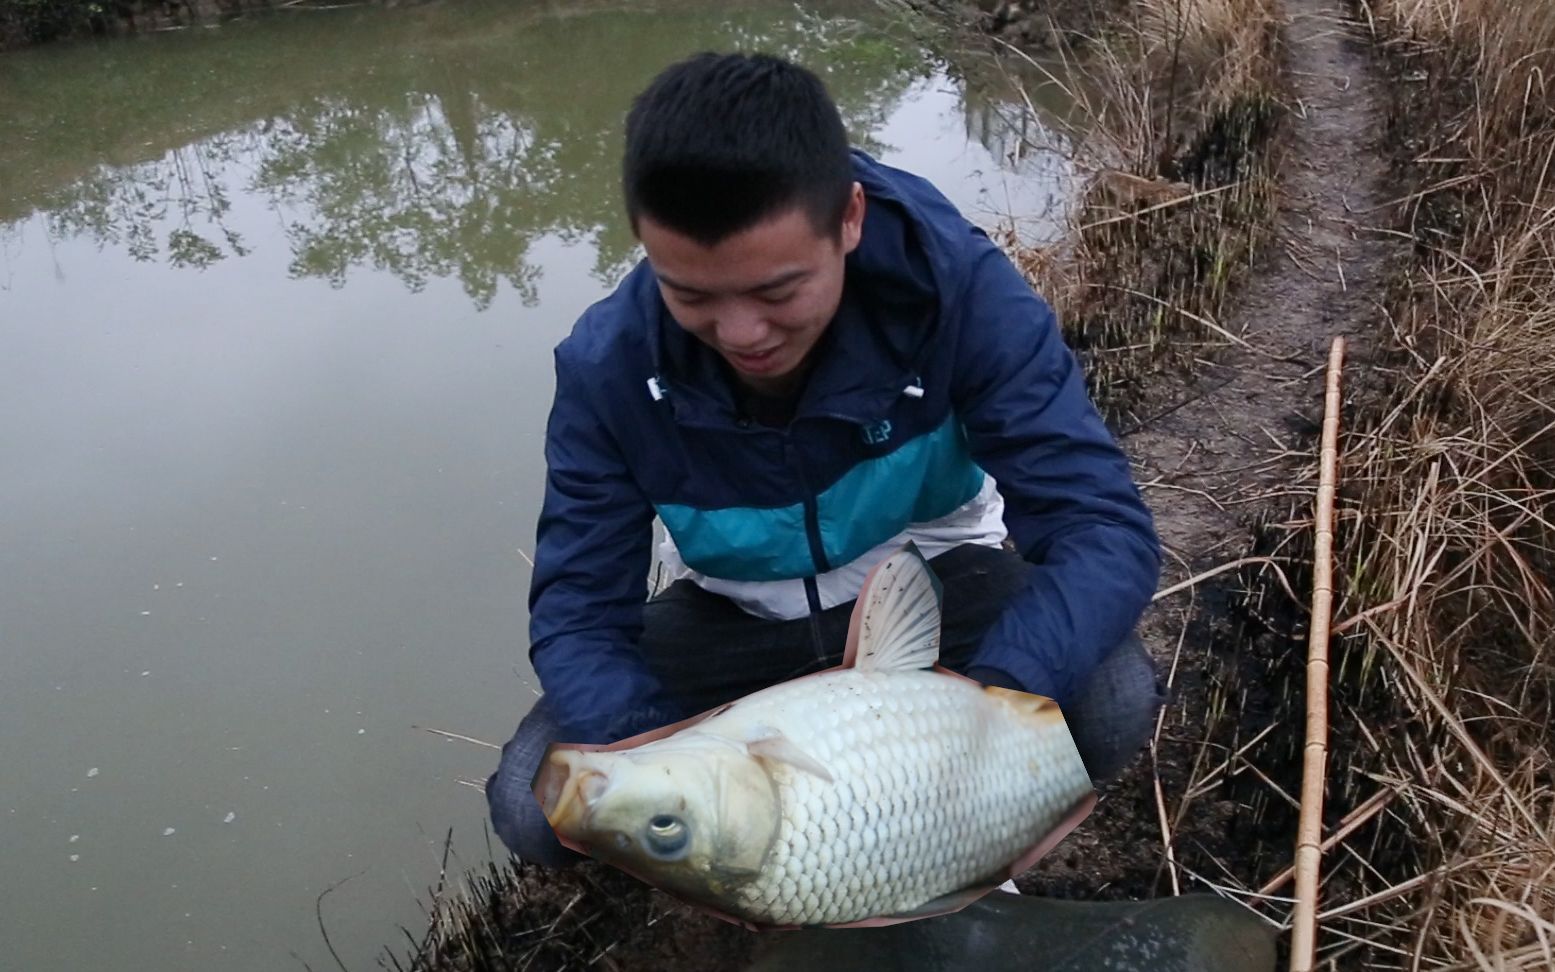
487;52;1163;866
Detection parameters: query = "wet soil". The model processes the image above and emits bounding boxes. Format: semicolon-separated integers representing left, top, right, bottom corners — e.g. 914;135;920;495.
1019;0;1399;908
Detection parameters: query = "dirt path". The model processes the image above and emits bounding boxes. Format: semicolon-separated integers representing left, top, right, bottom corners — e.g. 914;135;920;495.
1130;2;1394;569
1025;0;1400;898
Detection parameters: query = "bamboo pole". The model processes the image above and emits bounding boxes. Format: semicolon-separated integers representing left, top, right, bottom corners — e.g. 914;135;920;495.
1290;336;1346;971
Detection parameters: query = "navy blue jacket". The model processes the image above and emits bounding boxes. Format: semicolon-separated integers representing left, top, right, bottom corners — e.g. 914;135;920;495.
528;151;1161;743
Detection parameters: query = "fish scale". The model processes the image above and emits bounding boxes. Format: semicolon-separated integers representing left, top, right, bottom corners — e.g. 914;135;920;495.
715;668;1087;925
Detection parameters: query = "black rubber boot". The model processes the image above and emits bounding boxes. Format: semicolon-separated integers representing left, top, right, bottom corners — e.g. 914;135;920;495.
743;893;1277;972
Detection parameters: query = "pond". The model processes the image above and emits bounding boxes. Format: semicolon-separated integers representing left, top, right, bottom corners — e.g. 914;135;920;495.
0;2;1077;968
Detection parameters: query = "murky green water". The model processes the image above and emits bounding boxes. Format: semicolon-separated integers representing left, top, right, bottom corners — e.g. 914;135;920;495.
0;2;1076;968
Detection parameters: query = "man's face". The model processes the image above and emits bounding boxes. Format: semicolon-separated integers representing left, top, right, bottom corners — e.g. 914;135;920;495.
639;184;865;396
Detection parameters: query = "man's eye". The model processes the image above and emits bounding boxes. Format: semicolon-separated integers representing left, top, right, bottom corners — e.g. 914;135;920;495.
756;290;795;305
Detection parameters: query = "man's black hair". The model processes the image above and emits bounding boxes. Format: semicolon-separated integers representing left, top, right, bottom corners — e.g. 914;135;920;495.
623;52;854;246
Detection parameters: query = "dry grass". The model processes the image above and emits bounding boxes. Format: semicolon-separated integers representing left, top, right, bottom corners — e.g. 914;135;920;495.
386;859;755;972
1208;0;1555;966
993;0;1286;419
1323;0;1555;963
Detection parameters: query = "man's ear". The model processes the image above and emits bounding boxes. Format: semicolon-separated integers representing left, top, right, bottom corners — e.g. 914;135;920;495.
840;182;866;255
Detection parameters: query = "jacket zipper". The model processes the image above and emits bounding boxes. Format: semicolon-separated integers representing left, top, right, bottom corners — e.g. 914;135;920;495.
784;434;833;663
784;436;831;576
804;578;827;664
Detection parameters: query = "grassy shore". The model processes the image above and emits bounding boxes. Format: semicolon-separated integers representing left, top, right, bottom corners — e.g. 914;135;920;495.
1147;0;1555;965
1003;2;1551;967
0;0;276;48
1300;1;1555;965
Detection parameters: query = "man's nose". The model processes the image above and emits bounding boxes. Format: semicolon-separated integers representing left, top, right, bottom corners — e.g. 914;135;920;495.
716;305;770;350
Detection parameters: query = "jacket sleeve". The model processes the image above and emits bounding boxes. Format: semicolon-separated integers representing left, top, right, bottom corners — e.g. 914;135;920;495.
527;346;684;744
949;228;1162;706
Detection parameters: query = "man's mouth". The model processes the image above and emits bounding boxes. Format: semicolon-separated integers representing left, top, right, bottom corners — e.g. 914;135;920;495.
727;347;781;373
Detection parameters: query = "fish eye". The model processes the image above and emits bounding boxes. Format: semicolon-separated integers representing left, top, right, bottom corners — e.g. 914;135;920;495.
644;814;689;859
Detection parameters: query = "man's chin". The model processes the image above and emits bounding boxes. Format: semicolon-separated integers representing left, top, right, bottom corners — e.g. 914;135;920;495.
726;357;796;389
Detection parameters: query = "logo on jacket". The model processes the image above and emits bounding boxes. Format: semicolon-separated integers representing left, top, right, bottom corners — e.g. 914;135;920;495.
861;420;893;446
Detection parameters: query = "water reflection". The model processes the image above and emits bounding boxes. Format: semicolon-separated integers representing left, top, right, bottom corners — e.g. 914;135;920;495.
0;4;1077;970
0;1;998;308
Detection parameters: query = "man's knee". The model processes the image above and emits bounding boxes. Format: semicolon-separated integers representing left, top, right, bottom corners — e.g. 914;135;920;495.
1063;634;1163;784
486;699;582;868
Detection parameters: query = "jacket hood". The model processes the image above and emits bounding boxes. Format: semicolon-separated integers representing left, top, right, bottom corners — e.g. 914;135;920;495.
638;151;969;427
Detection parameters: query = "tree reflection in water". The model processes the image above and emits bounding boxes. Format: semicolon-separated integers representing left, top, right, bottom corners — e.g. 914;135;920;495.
0;0;1068;309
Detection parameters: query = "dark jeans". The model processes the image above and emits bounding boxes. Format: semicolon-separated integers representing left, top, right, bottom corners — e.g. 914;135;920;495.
486;543;1163;865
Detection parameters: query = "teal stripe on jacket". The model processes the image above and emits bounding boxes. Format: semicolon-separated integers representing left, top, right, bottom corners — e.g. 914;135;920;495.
816;417;986;569
656;416;986;582
655;501;812;582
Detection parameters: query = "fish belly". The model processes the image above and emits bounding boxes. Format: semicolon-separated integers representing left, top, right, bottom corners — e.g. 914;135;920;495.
724;670;1090;926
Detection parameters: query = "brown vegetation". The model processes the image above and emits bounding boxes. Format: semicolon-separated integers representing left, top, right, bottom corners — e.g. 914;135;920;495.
1015;0;1555;965
1289;0;1555;964
390;860;755;972
1000;0;1286;421
1127;0;1555;966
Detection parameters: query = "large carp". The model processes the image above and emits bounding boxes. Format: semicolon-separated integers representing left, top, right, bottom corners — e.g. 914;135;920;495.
533;543;1095;929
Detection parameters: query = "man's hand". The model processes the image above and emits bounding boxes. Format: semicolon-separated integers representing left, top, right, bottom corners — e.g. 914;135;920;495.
590;701;687;746
965;665;1025;693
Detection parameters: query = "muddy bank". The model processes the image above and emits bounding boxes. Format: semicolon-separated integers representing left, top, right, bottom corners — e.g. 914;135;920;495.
393;862;758;972
1030;0;1555;964
1262;0;1555;963
994;0;1304;906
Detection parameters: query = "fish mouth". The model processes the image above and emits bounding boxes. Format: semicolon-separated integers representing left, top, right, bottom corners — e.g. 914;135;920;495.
534;747;605;837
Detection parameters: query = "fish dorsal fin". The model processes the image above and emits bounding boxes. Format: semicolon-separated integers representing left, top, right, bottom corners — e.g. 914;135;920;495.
843;542;942;673
743;727;834;782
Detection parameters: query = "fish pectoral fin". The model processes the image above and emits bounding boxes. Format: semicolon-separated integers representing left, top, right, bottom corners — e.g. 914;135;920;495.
743;729;834;782
708;859;765;885
843;542;943;674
